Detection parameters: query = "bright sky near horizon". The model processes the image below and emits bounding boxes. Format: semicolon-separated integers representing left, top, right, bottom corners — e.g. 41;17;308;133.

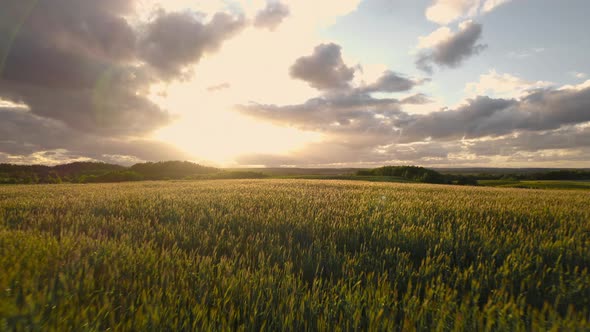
1;0;589;167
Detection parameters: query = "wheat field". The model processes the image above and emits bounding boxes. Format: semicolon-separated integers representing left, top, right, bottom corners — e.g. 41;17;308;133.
1;180;589;330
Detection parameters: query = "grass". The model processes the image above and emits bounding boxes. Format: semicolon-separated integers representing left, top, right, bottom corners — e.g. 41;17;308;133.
1;180;589;330
479;179;590;190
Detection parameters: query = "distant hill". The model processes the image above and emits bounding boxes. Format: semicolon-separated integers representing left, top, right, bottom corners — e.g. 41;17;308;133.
0;161;219;184
2;162;589;185
434;168;590;175
435;168;590;181
53;162;126;177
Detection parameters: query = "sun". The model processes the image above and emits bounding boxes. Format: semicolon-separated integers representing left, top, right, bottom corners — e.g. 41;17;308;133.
149;76;321;166
154;110;321;166
137;0;360;166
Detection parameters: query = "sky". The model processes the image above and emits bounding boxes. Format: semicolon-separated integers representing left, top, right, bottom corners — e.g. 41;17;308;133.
0;0;589;168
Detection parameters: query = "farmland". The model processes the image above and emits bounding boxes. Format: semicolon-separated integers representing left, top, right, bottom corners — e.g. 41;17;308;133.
478;180;590;190
1;180;589;330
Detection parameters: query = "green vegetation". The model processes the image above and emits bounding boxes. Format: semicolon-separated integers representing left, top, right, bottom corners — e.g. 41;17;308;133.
479;180;590;190
358;166;478;185
0;161;221;184
357;166;446;183
528;170;590;181
441;169;590;183
3;162;589;189
1;180;589;330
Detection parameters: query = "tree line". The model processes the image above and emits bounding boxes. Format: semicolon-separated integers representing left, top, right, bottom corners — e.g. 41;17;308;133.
357;166;590;185
357;166;479;185
2;162;588;185
0;161;221;184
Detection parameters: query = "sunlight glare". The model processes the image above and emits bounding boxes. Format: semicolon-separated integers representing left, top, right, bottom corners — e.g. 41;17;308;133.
149;75;321;166
154;111;322;166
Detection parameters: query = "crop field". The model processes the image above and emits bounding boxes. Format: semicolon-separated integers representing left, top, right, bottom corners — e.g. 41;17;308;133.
1;180;589;330
479;180;590;190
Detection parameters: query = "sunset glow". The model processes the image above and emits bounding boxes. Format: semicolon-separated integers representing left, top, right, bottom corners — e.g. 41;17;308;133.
1;0;589;167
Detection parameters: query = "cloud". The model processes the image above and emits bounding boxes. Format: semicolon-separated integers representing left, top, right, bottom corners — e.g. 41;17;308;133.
465;70;553;99
1;0;137;89
417;27;453;49
466;126;590;157
0;75;170;136
1;0;586;168
401;94;434;105
240;92;402;135
426;0;477;25
557;79;590;92
207;82;231;92
0;107;189;164
254;1;290;30
0;150;96;166
236;139;472;168
401;85;590;142
239;79;590;166
359;71;421;94
571;72;587;79
286;0;361;28
289;43;356;91
139;11;246;79
0;0;170;136
0;107;70;156
240;62;426;139
481;0;512;13
416;21;486;73
0;0;247;163
506;47;545;59
289;44;423;94
425;0;512;25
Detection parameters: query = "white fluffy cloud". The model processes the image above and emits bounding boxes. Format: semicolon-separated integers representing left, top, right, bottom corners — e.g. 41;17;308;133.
417;27;453;49
426;0;512;25
481;0;511;13
465;70;553;99
571;72;587;79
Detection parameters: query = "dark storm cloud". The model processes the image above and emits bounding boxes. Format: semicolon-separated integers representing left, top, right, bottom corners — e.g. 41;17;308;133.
254;1;290;30
0;0;245;162
416;22;487;73
139;11;245;79
290;43;356;90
